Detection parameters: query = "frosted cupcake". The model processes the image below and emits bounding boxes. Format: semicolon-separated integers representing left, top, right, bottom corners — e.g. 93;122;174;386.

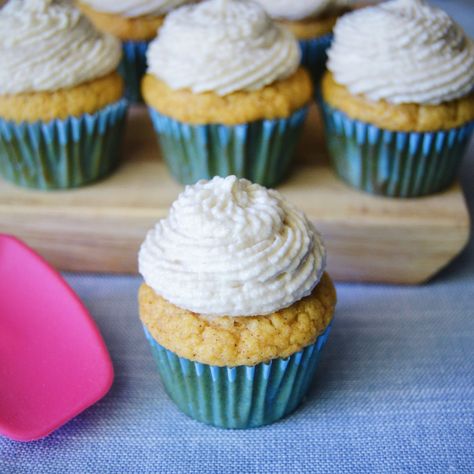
138;176;336;428
78;0;192;102
0;0;127;190
254;0;351;82
142;0;313;187
321;0;474;197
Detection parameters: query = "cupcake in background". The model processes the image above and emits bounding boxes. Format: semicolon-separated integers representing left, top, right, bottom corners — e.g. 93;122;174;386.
254;0;351;83
142;0;313;187
78;0;192;102
138;176;336;428
0;0;127;190
321;0;474;198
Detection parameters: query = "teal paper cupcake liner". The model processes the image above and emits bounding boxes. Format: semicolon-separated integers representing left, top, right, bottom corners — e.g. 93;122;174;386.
299;34;333;84
119;40;149;103
0;99;128;190
143;321;333;429
148;107;308;187
321;102;474;197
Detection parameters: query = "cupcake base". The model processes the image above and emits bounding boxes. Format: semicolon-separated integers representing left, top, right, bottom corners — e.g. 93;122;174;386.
119;40;149;103
322;102;474;198
143;321;333;429
148;107;308;187
299;34;333;84
0;99;128;190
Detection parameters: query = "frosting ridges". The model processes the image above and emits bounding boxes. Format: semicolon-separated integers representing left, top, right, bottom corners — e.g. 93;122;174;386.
0;0;121;95
139;176;326;317
327;0;474;105
146;0;301;96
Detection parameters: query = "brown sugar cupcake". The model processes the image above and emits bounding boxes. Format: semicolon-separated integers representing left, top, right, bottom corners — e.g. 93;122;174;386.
0;0;127;190
138;175;337;428
321;0;474;197
254;0;351;82
78;0;192;102
142;0;313;187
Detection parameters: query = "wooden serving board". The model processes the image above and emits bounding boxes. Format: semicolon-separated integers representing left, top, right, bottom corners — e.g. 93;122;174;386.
0;105;470;284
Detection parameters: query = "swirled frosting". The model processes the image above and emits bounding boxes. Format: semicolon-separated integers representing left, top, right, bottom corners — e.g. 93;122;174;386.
0;0;121;95
139;176;326;317
327;0;474;105
254;0;350;21
79;0;191;17
146;0;301;95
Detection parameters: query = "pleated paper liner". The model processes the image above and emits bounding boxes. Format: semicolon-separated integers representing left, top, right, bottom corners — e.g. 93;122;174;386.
120;40;149;103
148;106;308;187
299;34;333;84
321;102;474;198
143;321;333;429
0;99;128;190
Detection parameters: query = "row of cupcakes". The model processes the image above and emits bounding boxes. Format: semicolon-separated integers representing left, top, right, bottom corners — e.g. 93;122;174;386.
0;0;473;198
90;0;474;197
0;0;338;190
77;0;351;100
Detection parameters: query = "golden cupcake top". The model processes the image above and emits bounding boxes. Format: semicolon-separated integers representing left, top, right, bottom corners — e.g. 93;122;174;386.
141;67;312;124
0;0;121;95
327;0;474;105
139;273;336;366
78;0;191;17
0;71;123;122
145;0;301;96
139;176;326;317
77;2;165;40
321;70;474;132
254;0;351;21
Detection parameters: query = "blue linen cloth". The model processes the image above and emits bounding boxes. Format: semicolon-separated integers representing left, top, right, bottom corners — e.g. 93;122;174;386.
1;1;473;472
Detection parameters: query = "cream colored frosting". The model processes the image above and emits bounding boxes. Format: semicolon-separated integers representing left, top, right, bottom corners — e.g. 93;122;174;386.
139;176;326;318
146;0;301;96
0;0;121;95
327;0;474;105
79;0;190;17
254;0;350;21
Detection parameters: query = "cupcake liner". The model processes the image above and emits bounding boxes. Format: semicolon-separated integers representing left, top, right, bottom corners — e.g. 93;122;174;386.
321;102;474;197
119;40;149;103
143;321;333;429
148;107;308;187
0;99;128;190
299;34;333;84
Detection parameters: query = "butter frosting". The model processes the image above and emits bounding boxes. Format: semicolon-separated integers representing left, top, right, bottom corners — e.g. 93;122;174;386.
0;0;121;95
327;0;474;105
146;0;301;96
254;0;350;21
139;176;326;317
79;0;190;18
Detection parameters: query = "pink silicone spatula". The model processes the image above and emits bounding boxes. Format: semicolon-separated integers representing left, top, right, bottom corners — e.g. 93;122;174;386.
0;234;114;442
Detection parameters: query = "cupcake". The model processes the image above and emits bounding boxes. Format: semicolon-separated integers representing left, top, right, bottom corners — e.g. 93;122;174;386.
0;0;127;190
142;0;313;187
321;0;474;198
138;176;336;428
254;0;351;82
78;0;192;102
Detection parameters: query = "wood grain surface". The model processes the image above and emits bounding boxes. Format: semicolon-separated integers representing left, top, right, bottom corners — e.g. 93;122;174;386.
0;105;470;284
